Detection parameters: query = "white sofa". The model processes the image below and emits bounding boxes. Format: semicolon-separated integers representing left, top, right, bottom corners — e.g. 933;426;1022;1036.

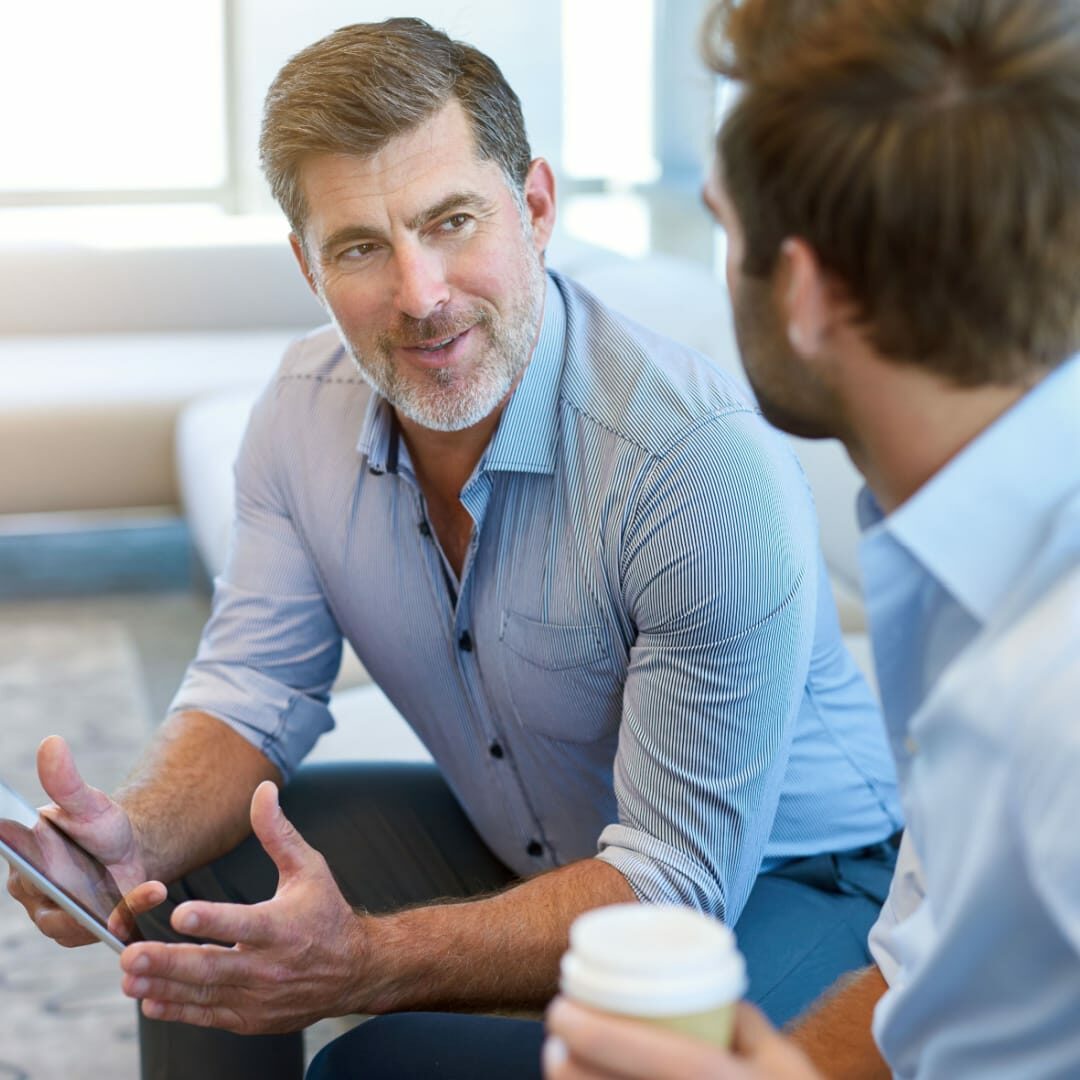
0;234;325;517
174;240;874;763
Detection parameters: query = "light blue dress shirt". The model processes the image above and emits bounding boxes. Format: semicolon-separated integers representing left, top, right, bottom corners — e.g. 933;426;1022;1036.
861;354;1080;1077
172;272;900;922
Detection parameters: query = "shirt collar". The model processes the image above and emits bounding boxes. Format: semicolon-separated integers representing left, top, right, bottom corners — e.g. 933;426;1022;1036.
354;272;566;477
484;271;566;476
871;353;1080;625
355;381;396;474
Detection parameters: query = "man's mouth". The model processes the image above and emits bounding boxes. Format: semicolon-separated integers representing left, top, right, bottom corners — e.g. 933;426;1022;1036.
414;333;461;353
398;324;476;361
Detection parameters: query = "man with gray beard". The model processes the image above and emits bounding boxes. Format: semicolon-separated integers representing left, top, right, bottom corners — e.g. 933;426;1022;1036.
7;19;900;1080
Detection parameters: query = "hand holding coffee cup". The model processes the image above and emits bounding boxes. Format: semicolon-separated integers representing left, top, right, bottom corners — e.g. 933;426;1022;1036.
558;902;747;1046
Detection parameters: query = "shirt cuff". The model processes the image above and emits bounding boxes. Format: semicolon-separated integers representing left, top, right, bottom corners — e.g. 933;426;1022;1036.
867;829;926;985
169;660;335;782
596;823;731;919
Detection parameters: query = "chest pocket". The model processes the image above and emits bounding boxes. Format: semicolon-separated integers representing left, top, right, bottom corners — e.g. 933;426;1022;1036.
499;610;623;742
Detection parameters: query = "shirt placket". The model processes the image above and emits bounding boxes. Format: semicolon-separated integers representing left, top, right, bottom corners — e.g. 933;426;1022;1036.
411;467;554;870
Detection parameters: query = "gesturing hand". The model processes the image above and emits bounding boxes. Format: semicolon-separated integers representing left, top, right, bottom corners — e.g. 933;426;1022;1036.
119;780;368;1034
5;735;163;948
543;997;825;1080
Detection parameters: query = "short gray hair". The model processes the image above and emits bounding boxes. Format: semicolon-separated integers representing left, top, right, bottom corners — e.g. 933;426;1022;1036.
260;18;532;235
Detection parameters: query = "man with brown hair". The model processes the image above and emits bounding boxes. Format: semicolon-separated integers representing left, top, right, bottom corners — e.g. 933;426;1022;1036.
6;17;903;1080
546;0;1080;1076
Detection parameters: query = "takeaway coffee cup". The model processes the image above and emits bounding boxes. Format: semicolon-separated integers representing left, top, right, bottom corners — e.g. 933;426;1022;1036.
560;903;747;1047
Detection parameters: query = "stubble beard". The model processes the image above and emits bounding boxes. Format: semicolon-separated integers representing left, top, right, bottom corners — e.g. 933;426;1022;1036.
733;273;841;441
339;250;546;433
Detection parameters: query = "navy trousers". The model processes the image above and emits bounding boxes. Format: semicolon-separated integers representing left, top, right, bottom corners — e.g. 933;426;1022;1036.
136;762;896;1080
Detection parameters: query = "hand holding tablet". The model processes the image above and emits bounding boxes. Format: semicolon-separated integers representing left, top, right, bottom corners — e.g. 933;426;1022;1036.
0;779;142;952
0;736;166;954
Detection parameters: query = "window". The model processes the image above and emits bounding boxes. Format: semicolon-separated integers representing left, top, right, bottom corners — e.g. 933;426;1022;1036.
0;1;716;265
559;0;716;262
0;0;230;206
561;0;659;187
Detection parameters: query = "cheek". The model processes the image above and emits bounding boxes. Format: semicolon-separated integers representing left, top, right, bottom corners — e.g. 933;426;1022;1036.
724;227;745;292
321;281;387;334
455;246;525;304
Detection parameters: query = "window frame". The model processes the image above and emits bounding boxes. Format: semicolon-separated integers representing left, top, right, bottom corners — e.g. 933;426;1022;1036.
0;0;240;213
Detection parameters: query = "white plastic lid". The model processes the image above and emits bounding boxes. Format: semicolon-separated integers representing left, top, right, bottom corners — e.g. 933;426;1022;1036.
561;903;747;1017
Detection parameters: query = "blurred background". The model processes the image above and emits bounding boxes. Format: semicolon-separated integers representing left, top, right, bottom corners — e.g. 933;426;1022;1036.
0;0;722;585
0;2;727;1076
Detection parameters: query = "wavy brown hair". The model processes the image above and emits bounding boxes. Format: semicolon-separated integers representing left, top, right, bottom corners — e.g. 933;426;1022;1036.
704;0;1080;384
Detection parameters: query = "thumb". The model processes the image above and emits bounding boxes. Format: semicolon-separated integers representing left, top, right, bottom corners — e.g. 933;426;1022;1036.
731;1001;780;1055
249;780;313;880
37;736;111;822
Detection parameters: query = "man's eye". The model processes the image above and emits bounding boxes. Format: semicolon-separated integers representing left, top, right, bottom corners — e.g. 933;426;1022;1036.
440;213;471;232
341;242;378;259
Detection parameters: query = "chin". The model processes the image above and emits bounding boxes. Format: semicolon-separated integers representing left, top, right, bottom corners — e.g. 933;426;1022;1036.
752;385;838;441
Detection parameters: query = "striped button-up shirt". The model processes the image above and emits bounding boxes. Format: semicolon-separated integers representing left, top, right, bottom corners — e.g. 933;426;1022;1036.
173;272;900;922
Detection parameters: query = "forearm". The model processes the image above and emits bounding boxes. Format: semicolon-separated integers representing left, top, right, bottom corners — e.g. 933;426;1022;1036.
786;964;890;1079
360;856;636;1014
114;711;280;883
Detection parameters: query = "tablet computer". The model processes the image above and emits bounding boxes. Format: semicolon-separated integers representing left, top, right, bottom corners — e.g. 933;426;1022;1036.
0;778;142;955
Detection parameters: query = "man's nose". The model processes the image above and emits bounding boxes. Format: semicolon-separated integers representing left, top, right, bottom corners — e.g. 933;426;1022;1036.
393;244;450;320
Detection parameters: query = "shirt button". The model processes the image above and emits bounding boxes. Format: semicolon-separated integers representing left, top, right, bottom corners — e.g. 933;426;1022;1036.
489;741;504;759
526;840;543;857
458;630;473;652
418;520;432;537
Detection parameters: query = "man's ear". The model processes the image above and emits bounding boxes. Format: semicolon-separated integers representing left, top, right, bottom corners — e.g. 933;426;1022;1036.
776;238;831;358
522;158;557;254
289;232;322;299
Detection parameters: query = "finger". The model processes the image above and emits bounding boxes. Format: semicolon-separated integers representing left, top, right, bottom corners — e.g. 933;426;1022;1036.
141;997;247;1034
126;880;169;916
543;1034;613;1080
248;780;316;881
108;880;168;940
121;940;243;987
6;870;98;946
123;968;232;1008
546;998;741;1080
36;904;100;948
6;866;41;905
730;1002;777;1055
36;736;112;824
169;895;275;946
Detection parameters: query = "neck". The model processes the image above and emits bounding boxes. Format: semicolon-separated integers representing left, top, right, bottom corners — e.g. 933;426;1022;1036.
397;380;518;503
839;357;1036;513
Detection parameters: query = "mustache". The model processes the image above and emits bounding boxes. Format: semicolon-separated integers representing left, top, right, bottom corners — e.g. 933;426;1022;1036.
378;308;491;350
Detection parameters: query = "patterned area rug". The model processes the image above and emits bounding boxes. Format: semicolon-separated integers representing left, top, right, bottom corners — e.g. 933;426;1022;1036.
0;618;151;1080
0;612;358;1078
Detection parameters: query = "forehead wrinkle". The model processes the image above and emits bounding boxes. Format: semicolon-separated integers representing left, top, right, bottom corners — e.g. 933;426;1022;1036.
302;100;508;261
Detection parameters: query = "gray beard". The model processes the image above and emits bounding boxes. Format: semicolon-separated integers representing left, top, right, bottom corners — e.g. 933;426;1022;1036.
343;260;545;433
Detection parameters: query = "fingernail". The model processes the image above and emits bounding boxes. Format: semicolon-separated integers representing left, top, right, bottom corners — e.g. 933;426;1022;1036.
132;955;150;974
542;1035;568;1071
131;978;149;996
177;910;199;932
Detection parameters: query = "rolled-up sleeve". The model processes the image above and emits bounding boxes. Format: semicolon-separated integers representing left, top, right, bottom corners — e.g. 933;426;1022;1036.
596;412;816;923
169;370;341;779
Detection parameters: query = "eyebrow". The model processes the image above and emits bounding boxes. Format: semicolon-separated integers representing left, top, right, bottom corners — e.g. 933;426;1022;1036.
318;190;495;260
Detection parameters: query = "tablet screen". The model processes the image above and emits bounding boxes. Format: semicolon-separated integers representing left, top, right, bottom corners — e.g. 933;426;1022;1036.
0;779;142;948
